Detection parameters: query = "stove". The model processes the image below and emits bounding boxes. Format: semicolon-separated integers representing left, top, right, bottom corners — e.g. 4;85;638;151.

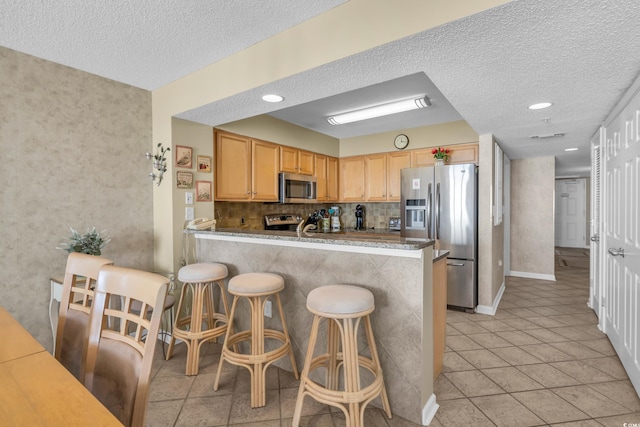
264;213;303;231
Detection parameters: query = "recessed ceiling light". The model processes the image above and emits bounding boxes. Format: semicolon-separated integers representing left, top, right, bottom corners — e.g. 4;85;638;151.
262;94;284;103
565;147;579;152
528;102;552;110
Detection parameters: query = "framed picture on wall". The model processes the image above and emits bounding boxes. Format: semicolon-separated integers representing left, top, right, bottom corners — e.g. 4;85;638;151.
196;180;212;202
176;171;193;189
197;155;212;173
175;145;193;168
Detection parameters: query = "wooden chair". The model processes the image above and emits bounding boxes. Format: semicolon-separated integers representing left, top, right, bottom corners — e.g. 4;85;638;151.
82;265;169;427
54;252;113;380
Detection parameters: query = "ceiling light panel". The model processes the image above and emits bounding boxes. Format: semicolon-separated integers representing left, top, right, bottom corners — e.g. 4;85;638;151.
327;96;430;125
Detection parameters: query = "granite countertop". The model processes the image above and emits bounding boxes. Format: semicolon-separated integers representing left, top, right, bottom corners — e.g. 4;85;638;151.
190;228;433;250
432;249;450;262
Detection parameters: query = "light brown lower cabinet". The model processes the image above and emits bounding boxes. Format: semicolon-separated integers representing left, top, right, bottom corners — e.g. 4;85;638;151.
433;256;447;378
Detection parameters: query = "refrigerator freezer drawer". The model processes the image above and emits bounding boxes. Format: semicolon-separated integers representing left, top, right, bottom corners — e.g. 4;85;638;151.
446;259;477;310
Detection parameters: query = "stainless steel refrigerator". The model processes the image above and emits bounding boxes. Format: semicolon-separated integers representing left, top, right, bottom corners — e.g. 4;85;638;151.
401;164;478;311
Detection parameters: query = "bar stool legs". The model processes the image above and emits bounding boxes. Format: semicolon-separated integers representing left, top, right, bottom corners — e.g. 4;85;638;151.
166;263;231;376
293;284;391;427
214;272;298;408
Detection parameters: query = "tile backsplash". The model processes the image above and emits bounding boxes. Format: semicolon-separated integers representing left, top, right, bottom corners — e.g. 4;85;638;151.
214;201;400;230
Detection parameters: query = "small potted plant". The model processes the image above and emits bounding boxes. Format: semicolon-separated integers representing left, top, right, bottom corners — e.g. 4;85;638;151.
432;147;450;165
57;227;111;256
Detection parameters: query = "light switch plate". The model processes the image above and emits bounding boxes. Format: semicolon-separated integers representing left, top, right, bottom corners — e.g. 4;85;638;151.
185;192;194;205
185;207;194;221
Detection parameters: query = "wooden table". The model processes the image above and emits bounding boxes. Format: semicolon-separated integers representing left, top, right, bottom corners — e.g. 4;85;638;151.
0;306;122;426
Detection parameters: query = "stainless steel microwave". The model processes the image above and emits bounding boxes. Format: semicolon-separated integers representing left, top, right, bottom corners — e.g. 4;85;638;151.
279;172;317;203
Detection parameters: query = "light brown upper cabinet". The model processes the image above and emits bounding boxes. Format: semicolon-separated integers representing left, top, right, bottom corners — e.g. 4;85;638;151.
364;153;387;201
327;156;339;201
315;154;328;201
339;156;366;202
341;152;411;202
315;154;339;202
215;131;279;201
387;151;412;201
411;143;479;167
251;139;280;201
280;146;314;175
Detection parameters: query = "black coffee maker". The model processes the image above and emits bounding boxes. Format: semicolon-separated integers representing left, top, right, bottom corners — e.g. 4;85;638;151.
355;204;365;230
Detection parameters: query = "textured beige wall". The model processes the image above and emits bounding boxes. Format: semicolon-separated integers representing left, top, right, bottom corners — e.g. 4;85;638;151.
510;157;556;276
340;120;478;157
0;47;153;350
171;118;214;268
477;134;505;309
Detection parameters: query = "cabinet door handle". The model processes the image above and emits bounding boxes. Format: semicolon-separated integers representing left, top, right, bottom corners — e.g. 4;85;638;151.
590;235;599;242
608;247;625;257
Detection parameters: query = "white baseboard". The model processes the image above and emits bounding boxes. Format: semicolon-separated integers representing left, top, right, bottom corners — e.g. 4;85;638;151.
421;394;439;425
509;270;556;281
476;281;505;316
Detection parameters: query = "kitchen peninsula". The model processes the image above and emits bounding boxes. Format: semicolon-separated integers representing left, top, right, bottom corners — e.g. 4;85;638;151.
192;228;439;425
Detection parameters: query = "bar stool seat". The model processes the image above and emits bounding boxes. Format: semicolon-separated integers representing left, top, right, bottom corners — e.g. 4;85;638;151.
214;272;298;408
166;263;231;375
293;284;392;427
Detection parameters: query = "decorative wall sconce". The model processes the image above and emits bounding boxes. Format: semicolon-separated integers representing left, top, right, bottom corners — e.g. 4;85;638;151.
145;143;170;186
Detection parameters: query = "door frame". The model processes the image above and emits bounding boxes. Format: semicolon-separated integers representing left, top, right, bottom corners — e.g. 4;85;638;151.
555;178;588;248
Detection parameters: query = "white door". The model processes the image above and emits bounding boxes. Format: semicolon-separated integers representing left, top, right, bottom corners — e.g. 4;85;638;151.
555;179;587;248
589;131;603;321
603;91;640;395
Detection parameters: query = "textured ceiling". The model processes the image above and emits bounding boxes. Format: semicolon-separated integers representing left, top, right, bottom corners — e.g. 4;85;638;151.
0;0;346;90
2;0;640;177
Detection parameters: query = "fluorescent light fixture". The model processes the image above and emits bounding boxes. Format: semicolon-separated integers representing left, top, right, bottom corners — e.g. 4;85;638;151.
327;96;431;125
262;94;284;103
565;147;579;152
530;133;565;139
528;102;552;110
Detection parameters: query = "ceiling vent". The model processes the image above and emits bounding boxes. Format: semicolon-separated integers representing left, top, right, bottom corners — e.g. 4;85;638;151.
530;133;565;139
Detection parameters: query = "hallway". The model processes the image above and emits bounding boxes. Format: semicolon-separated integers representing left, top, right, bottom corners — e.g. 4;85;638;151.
145;248;640;426
433;247;639;426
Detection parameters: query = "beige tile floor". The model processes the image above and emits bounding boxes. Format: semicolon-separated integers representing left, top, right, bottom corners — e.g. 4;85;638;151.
146;248;640;426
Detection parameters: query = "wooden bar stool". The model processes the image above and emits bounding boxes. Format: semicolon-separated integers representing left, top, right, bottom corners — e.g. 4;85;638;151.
166;263;231;375
214;272;299;408
292;284;392;427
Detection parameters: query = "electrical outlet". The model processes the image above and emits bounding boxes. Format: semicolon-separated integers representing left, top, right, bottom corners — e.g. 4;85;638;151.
185;192;193;205
185;207;194;221
264;300;272;318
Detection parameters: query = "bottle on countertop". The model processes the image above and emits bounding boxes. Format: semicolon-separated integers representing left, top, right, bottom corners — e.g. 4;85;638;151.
329;206;341;232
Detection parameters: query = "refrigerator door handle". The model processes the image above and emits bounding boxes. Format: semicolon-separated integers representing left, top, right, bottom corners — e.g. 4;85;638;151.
447;262;466;267
435;182;440;240
427;183;433;239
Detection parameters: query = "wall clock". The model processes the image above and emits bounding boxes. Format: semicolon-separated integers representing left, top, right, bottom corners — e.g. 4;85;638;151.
394;134;409;150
